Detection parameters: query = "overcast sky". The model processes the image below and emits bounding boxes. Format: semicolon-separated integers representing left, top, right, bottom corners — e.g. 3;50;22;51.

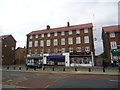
0;0;119;55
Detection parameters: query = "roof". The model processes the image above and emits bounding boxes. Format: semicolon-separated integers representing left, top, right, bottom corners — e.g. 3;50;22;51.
27;23;93;35
0;34;11;39
103;25;120;32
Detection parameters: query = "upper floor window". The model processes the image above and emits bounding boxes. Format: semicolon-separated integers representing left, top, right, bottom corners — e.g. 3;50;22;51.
77;47;81;52
40;49;43;53
54;48;58;53
110;41;117;49
109;32;115;38
47;40;50;46
29;41;32;47
61;31;65;35
61;48;65;53
85;46;90;52
69;48;73;52
29;50;32;54
84;28;88;33
54;39;58;46
41;33;44;37
76;37;81;44
35;34;38;38
68;37;73;44
47;33;50;37
40;40;44;47
30;35;32;39
47;49;50;53
54;32;58;36
61;38;65;45
68;30;72;35
34;41;38;47
34;49;37;54
76;29;80;34
84;36;89;43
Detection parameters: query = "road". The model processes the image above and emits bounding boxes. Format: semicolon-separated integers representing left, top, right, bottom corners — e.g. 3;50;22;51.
1;70;119;89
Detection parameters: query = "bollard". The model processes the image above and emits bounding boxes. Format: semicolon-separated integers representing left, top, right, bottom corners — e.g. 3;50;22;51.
52;67;54;71
63;68;65;71
103;67;105;72
13;67;15;70
89;68;91;72
19;67;21;70
7;67;9;69
26;67;28;70
75;68;77;71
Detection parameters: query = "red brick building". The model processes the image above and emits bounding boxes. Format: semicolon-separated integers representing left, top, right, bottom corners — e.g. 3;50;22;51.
0;34;16;65
102;25;120;66
26;22;95;66
15;47;26;64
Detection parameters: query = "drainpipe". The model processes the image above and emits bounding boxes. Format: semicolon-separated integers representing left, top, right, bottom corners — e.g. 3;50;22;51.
91;52;94;66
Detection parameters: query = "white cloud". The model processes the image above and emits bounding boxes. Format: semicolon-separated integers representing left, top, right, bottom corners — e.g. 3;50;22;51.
0;0;118;55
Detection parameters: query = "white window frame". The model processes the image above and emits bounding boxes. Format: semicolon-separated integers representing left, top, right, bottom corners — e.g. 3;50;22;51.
85;46;90;52
47;33;50;37
61;31;65;35
41;33;44;37
68;30;72;35
61;48;65;53
35;34;38;38
54;32;58;36
47;40;50;46
61;38;65;45
109;32;115;38
76;29;80;34
68;37;73;44
34;41;38;47
29;41;32;47
29;35;32;39
69;48;73;52
84;36;89;43
84;28;88;33
54;48;58;53
54;39;58;46
76;37;81;44
40;40;44;47
77;47;81;52
110;41;117;49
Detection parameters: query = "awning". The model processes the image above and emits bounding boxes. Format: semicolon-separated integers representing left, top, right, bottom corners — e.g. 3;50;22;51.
47;56;65;59
27;57;43;59
110;49;120;56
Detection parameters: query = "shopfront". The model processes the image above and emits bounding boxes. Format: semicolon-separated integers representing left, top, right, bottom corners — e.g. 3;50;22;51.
69;52;94;66
110;49;120;66
43;53;70;66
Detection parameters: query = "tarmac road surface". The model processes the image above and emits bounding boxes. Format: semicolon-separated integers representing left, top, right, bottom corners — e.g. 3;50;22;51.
1;70;119;89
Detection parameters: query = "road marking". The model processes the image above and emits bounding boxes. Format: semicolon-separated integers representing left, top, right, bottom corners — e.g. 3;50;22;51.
110;80;118;82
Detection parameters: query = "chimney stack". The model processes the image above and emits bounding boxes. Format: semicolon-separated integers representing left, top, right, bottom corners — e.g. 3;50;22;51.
67;22;70;27
47;25;50;30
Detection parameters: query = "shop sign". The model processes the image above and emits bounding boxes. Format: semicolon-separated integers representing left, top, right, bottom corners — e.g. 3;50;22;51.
70;52;91;55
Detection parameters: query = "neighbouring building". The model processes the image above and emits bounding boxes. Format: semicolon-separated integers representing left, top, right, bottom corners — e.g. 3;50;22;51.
102;25;120;66
15;47;26;64
26;22;95;66
0;34;16;65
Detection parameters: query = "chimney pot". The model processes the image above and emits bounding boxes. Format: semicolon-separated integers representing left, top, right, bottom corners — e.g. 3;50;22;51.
47;25;50;30
67;22;70;27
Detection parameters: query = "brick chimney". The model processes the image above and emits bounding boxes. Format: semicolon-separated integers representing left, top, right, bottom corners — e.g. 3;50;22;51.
67;22;70;27
47;25;50;30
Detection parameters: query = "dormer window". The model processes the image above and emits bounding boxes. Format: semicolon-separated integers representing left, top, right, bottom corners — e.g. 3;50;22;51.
54;32;58;36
